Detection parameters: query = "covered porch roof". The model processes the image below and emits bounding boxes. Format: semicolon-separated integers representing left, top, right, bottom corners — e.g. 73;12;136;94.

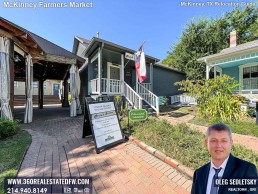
0;17;85;81
198;39;258;68
84;37;160;64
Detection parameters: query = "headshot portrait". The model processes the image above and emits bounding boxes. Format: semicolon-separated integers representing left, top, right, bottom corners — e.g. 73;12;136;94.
191;123;257;194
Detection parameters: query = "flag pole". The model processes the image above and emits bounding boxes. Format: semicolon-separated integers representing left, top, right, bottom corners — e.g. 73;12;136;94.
124;41;146;68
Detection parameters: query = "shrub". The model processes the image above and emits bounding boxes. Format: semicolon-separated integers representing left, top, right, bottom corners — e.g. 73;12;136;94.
176;75;244;121
0;119;20;139
121;117;258;169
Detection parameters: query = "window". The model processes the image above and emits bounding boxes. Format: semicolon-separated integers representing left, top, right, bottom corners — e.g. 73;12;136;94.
14;81;18;88
242;66;258;90
33;82;38;88
44;82;47;89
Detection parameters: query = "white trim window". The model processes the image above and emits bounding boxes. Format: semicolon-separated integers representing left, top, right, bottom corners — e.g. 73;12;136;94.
107;62;121;80
33;81;38;88
242;66;258;90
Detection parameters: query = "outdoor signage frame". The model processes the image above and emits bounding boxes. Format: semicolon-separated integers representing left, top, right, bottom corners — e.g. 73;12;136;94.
129;109;148;121
83;97;125;154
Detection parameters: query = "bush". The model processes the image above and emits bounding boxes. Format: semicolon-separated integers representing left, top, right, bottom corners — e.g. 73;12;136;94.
176;75;244;121
0;119;20;139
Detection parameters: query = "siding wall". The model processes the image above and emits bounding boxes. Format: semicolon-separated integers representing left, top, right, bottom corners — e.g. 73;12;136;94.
14;80;61;95
153;66;185;97
222;66;239;81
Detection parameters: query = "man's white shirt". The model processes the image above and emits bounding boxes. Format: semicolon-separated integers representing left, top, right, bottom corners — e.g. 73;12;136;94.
206;156;229;194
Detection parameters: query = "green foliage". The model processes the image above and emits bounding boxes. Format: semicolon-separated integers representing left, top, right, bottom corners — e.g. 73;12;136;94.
0;119;20;139
190;116;258;137
114;95;128;117
0;130;31;194
176;75;244;121
121;117;258;169
162;96;169;105
163;6;258;80
68;93;72;102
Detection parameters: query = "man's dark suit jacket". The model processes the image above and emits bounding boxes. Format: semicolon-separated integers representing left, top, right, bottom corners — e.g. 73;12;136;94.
191;154;257;194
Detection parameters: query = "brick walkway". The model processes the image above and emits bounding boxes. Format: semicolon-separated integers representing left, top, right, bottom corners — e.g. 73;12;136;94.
15;106;192;194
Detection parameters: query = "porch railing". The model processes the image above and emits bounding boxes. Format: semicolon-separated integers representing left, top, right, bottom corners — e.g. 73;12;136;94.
140;83;152;91
90;78;99;94
90;78;123;94
102;78;123;94
170;94;197;105
137;83;159;114
124;82;143;109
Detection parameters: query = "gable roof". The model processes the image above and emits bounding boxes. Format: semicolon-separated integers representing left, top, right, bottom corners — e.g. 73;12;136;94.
198;39;258;62
84;37;160;63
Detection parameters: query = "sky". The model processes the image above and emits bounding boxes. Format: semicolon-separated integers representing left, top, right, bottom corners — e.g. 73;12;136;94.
1;0;256;61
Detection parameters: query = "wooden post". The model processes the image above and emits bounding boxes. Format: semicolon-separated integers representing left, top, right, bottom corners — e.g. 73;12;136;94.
62;79;69;107
38;80;43;109
97;46;103;95
150;63;153;92
121;54;124;95
9;38;14;113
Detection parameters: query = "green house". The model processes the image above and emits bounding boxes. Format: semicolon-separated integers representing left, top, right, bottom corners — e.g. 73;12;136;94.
199;30;258;100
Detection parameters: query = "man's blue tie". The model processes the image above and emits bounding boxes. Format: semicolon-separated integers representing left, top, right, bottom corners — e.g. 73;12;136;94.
210;167;222;194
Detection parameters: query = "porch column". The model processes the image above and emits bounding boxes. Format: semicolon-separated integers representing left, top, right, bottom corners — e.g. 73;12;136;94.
9;39;14;113
206;64;210;80
62;79;69;107
121;54;124;94
38;79;44;109
0;37;13;120
24;55;33;123
136;70;139;93
97;46;103;95
150;63;153;92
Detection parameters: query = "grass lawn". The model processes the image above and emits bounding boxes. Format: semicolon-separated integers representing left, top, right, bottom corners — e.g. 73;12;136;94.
189;116;258;138
0;130;31;194
171;106;258;138
121;117;258;170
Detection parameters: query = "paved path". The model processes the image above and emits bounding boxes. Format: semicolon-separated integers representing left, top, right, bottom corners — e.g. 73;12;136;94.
159;114;258;154
15;106;192;194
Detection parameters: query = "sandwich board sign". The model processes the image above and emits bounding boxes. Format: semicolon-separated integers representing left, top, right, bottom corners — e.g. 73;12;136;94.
84;97;124;153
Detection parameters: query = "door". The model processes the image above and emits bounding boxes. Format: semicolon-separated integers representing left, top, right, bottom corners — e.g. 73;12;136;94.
125;68;132;86
53;83;60;96
107;63;121;93
109;65;120;80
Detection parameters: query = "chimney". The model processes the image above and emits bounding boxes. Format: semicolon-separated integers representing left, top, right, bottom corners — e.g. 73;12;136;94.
230;30;237;47
96;32;99;38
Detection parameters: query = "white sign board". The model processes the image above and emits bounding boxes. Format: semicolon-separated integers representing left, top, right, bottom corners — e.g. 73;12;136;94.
125;52;135;60
88;102;123;149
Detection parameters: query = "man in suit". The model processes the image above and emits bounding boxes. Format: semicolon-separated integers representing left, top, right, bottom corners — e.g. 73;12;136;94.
191;123;257;194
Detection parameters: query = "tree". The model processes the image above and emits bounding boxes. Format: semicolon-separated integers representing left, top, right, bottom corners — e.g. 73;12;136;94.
163;6;258;80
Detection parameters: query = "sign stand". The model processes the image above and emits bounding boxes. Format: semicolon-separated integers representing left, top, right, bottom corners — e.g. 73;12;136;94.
84;96;125;154
82;99;93;138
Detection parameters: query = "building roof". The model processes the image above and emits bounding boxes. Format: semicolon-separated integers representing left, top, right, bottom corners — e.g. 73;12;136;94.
198;39;258;62
76;36;91;45
154;63;185;74
84;37;160;63
0;17;83;62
